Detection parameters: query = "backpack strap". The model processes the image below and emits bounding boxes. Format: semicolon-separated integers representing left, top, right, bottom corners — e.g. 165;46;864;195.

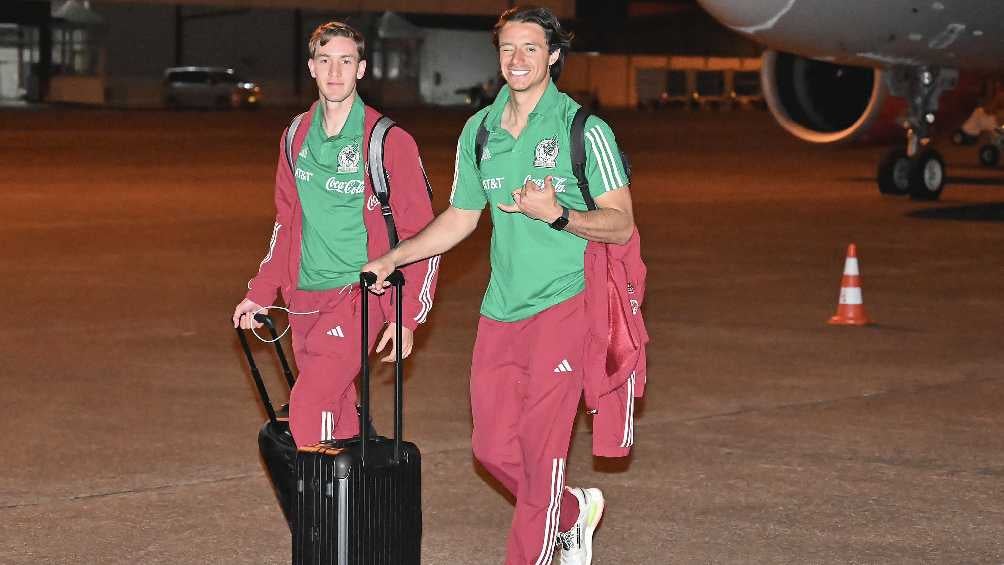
367;115;400;247
570;107;596;211
283;112;306;174
570;107;632;212
474;113;490;169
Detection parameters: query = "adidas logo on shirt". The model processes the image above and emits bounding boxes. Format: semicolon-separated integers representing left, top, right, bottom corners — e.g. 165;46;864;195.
326;326;345;338
553;359;573;373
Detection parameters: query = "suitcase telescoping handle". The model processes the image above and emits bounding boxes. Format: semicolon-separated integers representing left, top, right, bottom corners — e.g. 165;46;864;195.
235;313;296;424
360;270;405;466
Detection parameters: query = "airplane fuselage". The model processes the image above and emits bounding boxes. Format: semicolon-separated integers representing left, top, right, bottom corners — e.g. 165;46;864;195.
698;0;1004;70
696;0;1004;200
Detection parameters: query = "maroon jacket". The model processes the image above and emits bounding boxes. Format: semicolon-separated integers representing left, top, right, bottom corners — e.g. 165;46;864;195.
245;101;440;331
583;228;649;457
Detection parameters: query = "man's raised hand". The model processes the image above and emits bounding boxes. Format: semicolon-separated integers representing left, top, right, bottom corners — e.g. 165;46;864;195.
496;175;562;223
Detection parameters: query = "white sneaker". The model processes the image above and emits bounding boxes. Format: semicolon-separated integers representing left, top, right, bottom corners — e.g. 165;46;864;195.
557;487;604;565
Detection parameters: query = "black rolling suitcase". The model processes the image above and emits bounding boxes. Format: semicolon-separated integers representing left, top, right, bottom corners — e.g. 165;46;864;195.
293;270;422;565
235;313;299;530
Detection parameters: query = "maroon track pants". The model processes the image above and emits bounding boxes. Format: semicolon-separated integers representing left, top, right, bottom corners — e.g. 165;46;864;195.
470;294;587;565
286;285;385;447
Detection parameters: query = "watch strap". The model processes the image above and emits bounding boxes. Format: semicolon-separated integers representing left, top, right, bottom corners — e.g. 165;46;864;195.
549;206;570;230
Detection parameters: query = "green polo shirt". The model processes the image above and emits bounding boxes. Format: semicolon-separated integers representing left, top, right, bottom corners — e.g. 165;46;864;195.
450;81;630;322
295;96;369;290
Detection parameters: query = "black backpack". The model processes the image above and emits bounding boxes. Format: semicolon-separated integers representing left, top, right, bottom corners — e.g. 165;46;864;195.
283;113;405;246
473;107;631;211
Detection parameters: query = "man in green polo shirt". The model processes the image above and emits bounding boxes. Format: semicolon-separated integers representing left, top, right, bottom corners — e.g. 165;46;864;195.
363;7;633;564
234;21;439;448
296;93;368;292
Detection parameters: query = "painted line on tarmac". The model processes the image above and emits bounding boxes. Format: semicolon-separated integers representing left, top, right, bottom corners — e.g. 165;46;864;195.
0;473;259;510
5;375;998;511
631;373;1003;429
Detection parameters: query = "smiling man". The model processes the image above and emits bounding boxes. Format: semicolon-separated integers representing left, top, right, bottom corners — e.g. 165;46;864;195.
362;6;634;564
234;21;439;448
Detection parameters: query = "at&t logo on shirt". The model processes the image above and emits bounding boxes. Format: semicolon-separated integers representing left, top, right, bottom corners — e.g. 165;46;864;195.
482;177;505;191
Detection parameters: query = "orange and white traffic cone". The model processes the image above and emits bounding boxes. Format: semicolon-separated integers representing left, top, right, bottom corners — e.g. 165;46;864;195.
828;243;872;326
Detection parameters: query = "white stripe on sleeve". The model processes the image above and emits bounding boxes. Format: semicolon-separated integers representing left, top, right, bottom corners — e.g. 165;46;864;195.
413;255;440;324
259;222;281;270
449;141;462;205
586;125;622;192
585;128;614;192
593;125;626;188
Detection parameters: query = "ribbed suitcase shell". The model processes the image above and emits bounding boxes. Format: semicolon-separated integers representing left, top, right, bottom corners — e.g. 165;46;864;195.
292;271;421;565
293;438;421;565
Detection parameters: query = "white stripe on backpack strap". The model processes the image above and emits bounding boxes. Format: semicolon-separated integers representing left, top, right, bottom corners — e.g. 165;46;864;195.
534;458;565;565
584;128;614;192
414;254;440;324
592;125;625;189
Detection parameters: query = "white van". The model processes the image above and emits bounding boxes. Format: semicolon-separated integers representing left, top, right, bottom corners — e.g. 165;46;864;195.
163;67;261;109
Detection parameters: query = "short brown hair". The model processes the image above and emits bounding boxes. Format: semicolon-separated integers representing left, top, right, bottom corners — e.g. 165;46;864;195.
492;6;573;81
309;21;365;60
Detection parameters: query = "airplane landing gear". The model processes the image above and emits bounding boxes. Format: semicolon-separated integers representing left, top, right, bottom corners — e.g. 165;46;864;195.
877;148;911;194
878;146;946;199
877;66;957;200
908;148;945;200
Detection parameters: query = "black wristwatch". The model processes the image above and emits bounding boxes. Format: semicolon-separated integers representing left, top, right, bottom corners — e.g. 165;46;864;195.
549;206;570;231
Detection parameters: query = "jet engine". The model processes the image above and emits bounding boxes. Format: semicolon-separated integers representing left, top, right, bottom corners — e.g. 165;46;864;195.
761;50;888;144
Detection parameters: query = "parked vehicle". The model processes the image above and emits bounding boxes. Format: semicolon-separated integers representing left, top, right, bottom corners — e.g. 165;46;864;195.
977;126;1004;166
454;77;502;109
163;66;261;110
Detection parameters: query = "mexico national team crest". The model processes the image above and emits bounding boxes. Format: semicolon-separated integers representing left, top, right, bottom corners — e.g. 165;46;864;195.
533;136;559;169
337;143;360;174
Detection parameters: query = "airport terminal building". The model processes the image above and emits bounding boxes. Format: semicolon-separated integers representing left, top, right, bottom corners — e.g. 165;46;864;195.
0;0;759;109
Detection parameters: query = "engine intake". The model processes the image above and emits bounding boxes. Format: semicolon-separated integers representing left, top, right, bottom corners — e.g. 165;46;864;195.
761;50;887;143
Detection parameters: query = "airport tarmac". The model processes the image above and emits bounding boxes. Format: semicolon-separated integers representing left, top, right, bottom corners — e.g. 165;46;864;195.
1;105;1002;564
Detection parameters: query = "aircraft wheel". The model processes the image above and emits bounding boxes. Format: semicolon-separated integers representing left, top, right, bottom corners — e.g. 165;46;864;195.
978;144;999;167
876;148;911;195
908;148;946;201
